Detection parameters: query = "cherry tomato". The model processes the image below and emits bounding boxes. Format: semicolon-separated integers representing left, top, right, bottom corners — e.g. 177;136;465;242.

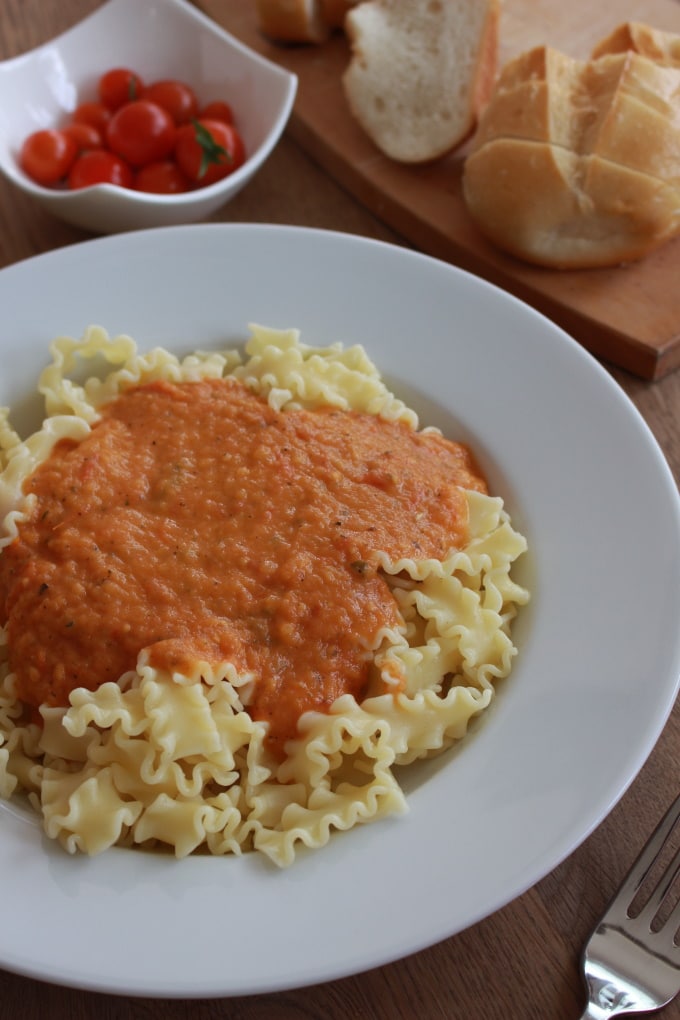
61;122;103;150
106;100;176;167
98;67;144;111
19;129;78;185
143;79;198;125
174;119;246;185
17;68;245;196
71;101;112;134
198;100;234;125
67;149;134;189
134;160;191;194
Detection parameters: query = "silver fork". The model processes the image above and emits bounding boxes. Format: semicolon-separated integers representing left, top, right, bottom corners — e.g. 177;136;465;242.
579;792;680;1018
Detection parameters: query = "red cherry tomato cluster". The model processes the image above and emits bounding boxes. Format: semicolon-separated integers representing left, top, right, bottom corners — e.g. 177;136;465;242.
18;68;246;194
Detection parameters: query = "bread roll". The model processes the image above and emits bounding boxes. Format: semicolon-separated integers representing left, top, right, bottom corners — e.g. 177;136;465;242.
342;0;500;163
592;21;680;66
462;34;680;268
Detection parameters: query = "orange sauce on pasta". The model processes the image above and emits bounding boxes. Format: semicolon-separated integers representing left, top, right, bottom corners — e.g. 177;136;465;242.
0;378;486;757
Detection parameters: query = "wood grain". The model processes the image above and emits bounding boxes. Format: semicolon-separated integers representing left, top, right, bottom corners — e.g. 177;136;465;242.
194;0;680;380
0;3;678;1019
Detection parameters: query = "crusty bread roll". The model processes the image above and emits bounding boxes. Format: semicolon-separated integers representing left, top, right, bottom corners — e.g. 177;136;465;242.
592;21;680;65
342;0;500;163
462;31;680;268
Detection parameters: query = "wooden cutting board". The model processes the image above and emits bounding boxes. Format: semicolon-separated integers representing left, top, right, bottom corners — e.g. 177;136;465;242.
195;0;680;380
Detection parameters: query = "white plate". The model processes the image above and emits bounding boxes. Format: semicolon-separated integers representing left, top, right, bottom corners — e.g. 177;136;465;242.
0;224;679;998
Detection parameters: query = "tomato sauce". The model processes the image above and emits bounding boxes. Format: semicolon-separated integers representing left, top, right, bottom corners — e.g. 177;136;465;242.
0;378;486;757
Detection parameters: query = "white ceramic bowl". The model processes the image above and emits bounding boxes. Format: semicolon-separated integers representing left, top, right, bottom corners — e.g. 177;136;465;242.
0;0;297;233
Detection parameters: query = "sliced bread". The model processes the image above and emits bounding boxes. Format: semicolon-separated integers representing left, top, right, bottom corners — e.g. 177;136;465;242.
342;0;500;163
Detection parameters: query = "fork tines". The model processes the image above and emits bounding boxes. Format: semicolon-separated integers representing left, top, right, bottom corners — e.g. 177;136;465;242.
613;792;680;943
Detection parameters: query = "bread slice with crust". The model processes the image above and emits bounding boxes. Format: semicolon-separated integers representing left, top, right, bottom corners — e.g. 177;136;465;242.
342;0;501;163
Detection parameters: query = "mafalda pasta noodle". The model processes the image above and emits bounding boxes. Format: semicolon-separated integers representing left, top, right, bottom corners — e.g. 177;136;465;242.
0;325;528;866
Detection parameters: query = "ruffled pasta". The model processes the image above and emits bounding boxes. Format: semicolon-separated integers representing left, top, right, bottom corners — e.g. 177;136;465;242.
0;325;529;866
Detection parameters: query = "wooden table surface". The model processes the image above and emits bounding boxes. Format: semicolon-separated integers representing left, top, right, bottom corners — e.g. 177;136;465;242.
1;3;679;1019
